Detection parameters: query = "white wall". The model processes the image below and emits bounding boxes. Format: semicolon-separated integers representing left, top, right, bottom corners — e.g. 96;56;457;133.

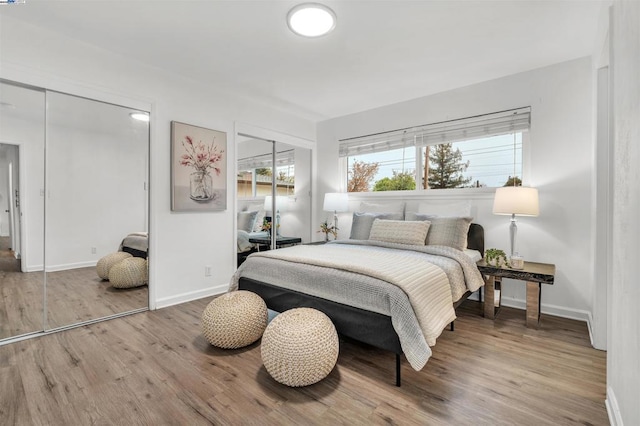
607;1;640;424
0;15;315;307
317;57;595;321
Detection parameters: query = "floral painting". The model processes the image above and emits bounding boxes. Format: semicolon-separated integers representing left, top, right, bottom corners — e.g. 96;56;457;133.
171;121;227;211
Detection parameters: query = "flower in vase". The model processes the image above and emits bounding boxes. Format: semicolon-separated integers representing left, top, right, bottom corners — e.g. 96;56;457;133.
318;220;338;240
179;135;224;175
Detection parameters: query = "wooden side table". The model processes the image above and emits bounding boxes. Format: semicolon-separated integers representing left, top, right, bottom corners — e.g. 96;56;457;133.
477;260;555;328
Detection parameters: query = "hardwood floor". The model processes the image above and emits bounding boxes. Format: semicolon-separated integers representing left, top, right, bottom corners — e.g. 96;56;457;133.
0;266;148;340
0;299;608;425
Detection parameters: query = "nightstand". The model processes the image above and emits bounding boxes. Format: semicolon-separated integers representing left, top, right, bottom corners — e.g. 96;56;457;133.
477;260;555;328
249;236;302;251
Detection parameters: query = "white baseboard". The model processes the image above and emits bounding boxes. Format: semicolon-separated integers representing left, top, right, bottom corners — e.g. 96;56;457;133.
464;292;591;323
499;296;590;323
45;260;97;272
155;283;228;309
606;386;623;426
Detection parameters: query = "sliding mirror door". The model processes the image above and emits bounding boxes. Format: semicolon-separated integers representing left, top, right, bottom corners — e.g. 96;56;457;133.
236;133;311;264
0;81;45;340
45;91;149;330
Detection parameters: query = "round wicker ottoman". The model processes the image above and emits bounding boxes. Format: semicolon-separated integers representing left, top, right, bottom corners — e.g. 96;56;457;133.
261;307;339;387
96;252;132;280
108;257;148;288
201;291;268;349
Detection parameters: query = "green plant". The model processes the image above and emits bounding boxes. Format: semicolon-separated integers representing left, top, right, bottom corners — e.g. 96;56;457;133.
485;248;510;268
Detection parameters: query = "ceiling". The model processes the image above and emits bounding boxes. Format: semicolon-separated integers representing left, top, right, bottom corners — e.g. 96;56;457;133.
2;0;608;122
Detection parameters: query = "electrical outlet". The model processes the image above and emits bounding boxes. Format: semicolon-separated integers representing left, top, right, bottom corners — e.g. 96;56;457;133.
91;247;97;254
205;266;212;277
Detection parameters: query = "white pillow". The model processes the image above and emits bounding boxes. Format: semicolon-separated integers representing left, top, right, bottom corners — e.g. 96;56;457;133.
418;200;471;217
369;219;430;246
237;211;258;232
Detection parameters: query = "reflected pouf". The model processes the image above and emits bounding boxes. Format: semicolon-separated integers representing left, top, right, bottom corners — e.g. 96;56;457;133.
201;291;268;349
109;257;148;288
96;252;133;280
261;307;339;387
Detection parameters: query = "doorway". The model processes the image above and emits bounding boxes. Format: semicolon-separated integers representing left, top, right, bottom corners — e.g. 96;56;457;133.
0;143;21;272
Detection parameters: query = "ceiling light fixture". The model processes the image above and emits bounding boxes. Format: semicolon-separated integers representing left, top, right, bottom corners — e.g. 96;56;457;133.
287;3;336;38
130;112;149;122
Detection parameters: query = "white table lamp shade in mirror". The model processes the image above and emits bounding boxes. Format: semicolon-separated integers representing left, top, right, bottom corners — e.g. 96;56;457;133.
323;192;349;236
493;186;539;258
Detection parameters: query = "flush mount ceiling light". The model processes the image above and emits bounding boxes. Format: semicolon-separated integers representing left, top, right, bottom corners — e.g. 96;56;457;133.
130;112;149;122
287;3;336;37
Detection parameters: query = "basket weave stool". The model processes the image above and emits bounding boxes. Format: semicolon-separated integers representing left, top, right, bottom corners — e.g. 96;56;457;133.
96;252;132;280
109;257;148;288
201;291;268;349
261;307;339;387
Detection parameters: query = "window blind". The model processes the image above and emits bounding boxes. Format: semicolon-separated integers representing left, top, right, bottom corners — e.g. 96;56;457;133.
338;107;530;158
237;149;295;171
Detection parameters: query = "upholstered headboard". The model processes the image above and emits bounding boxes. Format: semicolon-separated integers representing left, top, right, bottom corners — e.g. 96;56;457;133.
467;223;485;257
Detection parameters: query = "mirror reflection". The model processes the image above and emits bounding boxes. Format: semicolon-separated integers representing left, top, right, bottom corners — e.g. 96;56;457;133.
236;137;311;265
0;80;150;341
0;82;45;339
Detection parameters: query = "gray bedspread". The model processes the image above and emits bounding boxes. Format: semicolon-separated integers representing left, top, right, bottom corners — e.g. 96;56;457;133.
229;240;484;370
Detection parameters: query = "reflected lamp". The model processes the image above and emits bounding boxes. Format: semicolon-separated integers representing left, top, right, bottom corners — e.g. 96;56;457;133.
323;193;349;237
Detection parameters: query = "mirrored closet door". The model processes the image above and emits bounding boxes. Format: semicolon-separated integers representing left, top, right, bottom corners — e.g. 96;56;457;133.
44;91;149;330
0;79;150;342
0;81;45;340
236;133;311;263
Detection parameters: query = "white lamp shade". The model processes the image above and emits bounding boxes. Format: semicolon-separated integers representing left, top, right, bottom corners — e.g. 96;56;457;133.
493;187;539;216
263;195;289;212
323;193;349;212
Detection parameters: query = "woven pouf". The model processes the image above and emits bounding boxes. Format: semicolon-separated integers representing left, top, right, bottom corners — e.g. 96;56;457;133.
201;291;268;349
108;257;148;288
261;307;339;387
96;252;133;280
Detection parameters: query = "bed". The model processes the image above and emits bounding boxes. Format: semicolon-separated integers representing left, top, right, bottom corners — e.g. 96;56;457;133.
229;214;485;386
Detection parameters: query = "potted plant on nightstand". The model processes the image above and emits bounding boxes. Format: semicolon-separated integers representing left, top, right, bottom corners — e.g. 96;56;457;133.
485;248;510;268
318;220;338;242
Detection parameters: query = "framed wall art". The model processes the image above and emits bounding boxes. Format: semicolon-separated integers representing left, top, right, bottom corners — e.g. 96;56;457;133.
171;121;227;212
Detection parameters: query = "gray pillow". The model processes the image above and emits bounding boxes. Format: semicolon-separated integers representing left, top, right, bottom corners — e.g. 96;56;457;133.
350;212;404;240
237;210;258;232
405;212;472;251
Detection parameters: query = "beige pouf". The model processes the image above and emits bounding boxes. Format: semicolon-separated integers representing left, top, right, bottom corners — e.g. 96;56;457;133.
261;307;339;387
96;252;133;280
108;257;148;288
201;291;268;349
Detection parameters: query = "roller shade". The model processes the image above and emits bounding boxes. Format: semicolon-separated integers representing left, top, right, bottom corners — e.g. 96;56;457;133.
339;107;530;158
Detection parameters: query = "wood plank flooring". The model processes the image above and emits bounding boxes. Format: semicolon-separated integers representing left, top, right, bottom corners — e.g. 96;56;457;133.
0;266;148;340
0;299;608;425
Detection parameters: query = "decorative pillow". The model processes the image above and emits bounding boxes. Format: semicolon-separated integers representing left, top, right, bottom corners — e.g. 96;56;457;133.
418;200;471;217
350;212;404;240
237;210;258;233
406;212;472;251
368;219;430;246
359;201;405;218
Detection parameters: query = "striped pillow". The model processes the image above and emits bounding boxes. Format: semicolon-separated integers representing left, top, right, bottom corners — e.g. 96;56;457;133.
405;212;472;251
368;219;430;246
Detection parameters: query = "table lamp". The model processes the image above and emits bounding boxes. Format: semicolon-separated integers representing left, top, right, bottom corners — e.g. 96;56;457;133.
264;196;288;235
322;193;349;237
492;186;539;261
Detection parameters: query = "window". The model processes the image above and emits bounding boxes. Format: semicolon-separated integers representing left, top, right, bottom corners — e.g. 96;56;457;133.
341;108;529;192
237;150;295;198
